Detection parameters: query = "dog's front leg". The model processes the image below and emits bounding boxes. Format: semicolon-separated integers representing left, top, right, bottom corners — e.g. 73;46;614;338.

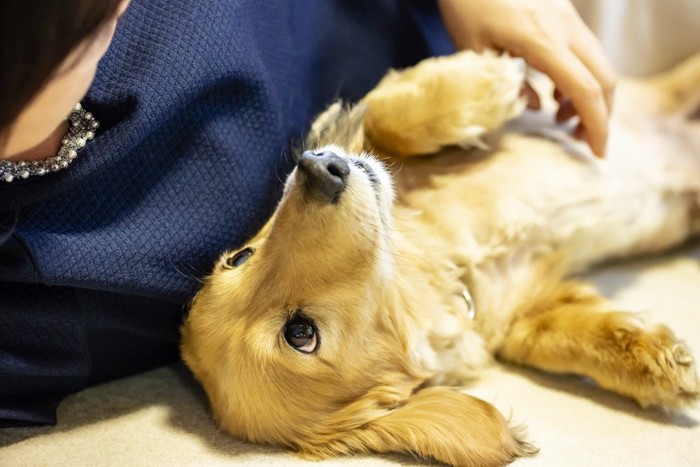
497;281;699;409
362;50;526;157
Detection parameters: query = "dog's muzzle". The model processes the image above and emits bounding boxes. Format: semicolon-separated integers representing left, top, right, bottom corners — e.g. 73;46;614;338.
297;150;350;203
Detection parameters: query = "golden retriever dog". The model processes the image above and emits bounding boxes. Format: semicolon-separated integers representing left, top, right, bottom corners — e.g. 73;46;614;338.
181;51;700;466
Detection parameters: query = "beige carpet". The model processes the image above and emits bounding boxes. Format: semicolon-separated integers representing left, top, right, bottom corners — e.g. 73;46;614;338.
1;242;699;467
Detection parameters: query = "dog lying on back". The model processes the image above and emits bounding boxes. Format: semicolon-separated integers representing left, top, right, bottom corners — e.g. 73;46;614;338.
181;51;700;466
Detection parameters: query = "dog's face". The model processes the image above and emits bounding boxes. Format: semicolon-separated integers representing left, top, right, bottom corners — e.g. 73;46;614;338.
182;144;528;465
182;146;412;439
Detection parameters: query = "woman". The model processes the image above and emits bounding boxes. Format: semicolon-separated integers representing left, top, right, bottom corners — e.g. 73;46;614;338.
0;0;614;427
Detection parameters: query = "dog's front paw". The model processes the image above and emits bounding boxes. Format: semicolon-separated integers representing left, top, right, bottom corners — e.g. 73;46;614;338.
500;283;699;411
606;321;699;409
363;50;526;157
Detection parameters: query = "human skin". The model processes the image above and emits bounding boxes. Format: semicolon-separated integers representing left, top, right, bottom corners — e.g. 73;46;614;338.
0;0;130;162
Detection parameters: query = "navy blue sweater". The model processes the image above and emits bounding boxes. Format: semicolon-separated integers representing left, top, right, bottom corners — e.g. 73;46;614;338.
0;0;452;426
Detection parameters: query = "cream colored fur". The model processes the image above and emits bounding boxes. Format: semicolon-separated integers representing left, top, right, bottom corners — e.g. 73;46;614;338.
181;51;700;466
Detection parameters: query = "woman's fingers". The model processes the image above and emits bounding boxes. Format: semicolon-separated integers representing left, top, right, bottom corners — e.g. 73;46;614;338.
527;44;610;156
570;26;617;113
435;0;616;157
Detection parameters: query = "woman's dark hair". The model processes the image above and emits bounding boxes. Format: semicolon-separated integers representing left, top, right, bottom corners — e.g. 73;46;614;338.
0;0;124;149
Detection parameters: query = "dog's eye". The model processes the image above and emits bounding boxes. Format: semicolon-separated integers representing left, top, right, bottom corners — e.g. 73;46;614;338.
224;247;254;269
284;315;318;353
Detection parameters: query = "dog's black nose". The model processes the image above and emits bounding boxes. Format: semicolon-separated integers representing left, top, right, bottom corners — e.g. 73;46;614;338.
297;150;350;202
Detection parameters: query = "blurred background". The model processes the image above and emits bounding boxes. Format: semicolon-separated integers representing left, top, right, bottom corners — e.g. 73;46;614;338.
572;0;700;75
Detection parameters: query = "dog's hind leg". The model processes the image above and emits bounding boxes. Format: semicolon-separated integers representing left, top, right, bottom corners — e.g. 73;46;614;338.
497;281;700;409
650;51;700;118
362;50;526;157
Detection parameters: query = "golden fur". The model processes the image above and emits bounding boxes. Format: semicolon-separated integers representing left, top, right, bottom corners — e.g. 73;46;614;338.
181;51;700;466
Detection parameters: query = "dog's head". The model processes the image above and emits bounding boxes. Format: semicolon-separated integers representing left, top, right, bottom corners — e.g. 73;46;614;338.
181;122;530;466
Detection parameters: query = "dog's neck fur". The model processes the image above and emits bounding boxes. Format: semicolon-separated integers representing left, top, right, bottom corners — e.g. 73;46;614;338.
383;203;493;384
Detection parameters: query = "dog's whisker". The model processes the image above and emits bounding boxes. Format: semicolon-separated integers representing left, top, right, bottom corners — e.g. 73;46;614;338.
356;225;403;265
168;254;203;285
296;138;305;161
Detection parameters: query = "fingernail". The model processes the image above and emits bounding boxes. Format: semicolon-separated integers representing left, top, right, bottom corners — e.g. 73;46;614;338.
596;143;607;158
591;138;606;158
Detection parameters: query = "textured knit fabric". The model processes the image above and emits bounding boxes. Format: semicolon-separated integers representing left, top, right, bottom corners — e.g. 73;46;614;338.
0;0;452;426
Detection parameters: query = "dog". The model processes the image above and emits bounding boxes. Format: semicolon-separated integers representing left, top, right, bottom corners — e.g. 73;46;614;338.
181;51;700;467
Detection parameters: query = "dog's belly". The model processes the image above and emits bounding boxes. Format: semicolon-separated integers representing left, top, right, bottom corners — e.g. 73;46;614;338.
395;113;700;271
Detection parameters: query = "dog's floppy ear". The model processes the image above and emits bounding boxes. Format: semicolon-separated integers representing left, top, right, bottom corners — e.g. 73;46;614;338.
303;101;367;154
303;386;536;467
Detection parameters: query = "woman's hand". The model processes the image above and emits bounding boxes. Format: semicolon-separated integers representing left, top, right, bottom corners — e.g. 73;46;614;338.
437;0;616;157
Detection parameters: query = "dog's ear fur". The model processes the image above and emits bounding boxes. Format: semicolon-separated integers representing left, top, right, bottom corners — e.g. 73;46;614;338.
302;101;367;154
300;386;536;466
